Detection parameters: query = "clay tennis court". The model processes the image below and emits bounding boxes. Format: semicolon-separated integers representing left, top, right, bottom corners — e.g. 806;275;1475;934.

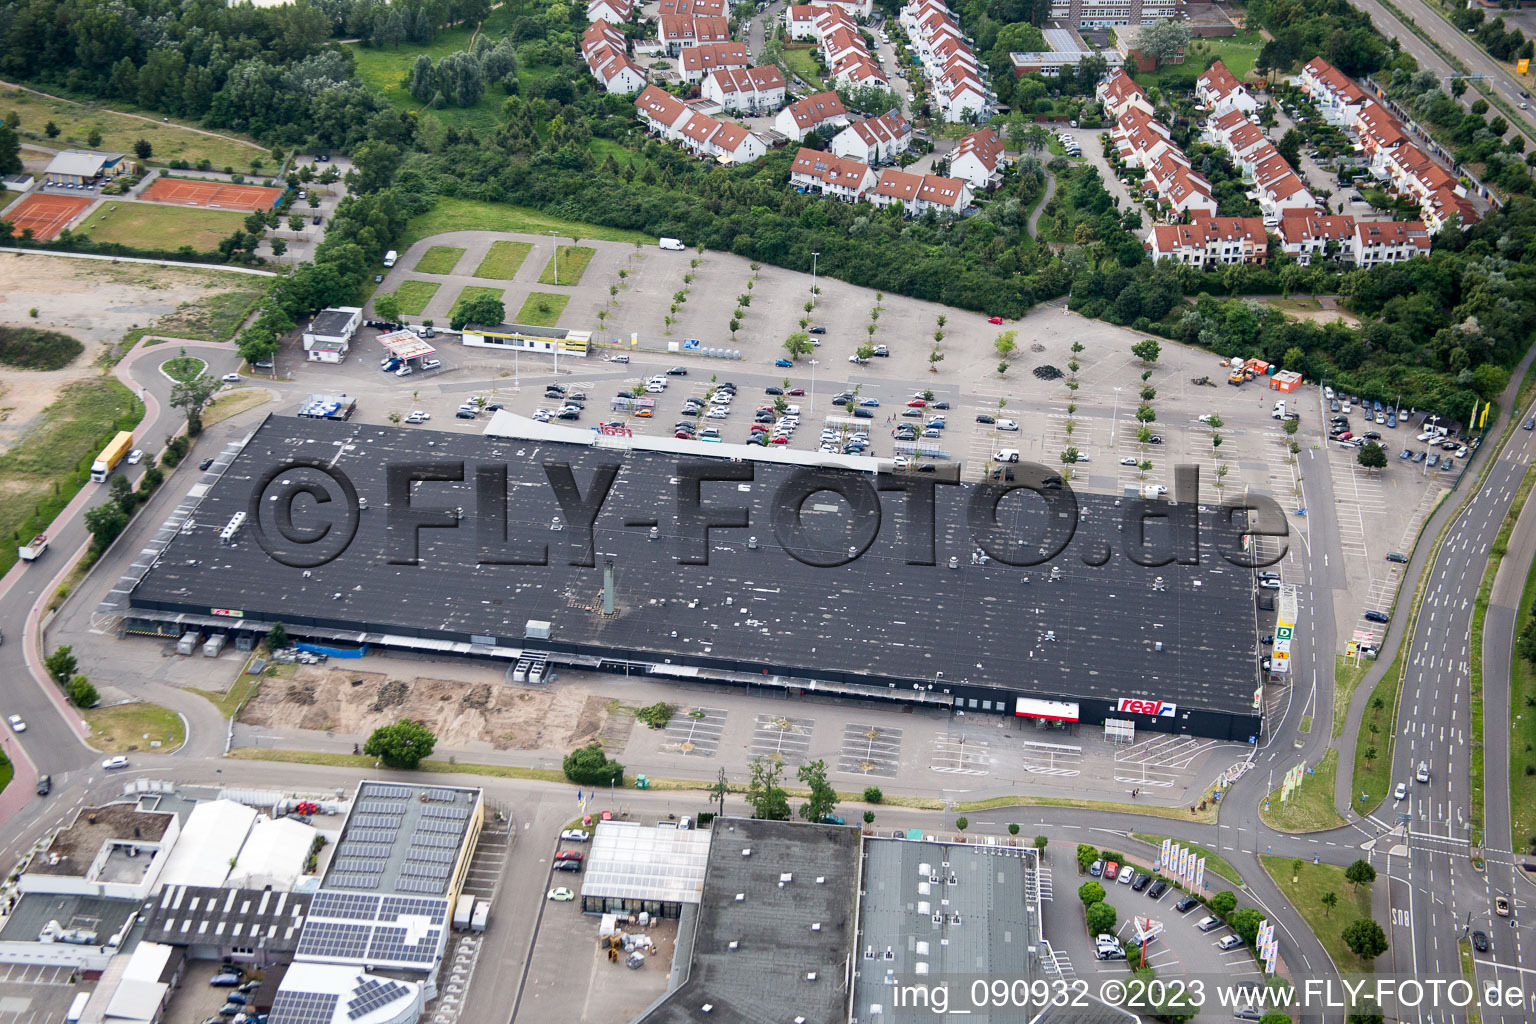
140;177;283;211
3;192;94;240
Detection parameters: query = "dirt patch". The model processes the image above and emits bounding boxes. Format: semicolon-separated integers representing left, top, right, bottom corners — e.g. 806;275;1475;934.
239;666;614;751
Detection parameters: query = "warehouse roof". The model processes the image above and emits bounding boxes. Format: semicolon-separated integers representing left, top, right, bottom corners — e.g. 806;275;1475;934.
126;417;1260;716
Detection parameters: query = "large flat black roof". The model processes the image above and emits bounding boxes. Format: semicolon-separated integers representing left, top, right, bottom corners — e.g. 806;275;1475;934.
127;416;1259;715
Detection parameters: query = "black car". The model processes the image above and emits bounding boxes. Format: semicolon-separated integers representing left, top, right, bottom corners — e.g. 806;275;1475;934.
901;409;922;417
486;403;503;411
1147;434;1162;444
1261;634;1274;645
1146;879;1169;899
567;392;587;401
199;457;215;470
853;408;874;418
1131;872;1151;892
1174;895;1199;914
1472;930;1489;953
557;410;581;420
832;397;849;406
36;774;50;796
932;401;949;409
808;326;826;334
546;384;567;394
312;216;322;225
765;387;784;395
976;413;995;424
667;367;688;375
553;860;582;872
455;410;476;419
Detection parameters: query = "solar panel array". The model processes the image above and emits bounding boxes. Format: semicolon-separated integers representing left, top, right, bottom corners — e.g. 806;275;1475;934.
346;828;396;845
351;813;403;830
299;889;450;969
296;921;371;960
328;873;380;891
378;896;448;925
367;785;412;799
399;862;450;881
395;877;443;895
357;799;407;815
367;925;442;965
416;816;461;834
310;892;380;921
421;803;469;820
347;978;411;1020
408;832;457;849
270;989;340;1024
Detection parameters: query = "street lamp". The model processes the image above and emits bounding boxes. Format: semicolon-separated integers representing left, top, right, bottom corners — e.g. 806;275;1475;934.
809;358;818;414
549;229;558;285
1110;386;1123;446
810;251;820;309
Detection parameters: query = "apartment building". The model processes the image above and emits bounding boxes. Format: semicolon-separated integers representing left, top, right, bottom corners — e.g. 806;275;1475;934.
700;65;787;113
775;91;851;141
1298;56;1368;125
679;40;750;83
789;148;878;201
657;15;730;53
869;168;973;214
1048;0;1180;30
949;126;1007;191
830;110;914;165
900;0;991;121
1145;217;1268;268
1353;220;1431;267
1276;213;1356;265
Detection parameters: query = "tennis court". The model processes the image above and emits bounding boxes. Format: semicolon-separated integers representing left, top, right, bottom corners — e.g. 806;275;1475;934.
3;192;94;240
140;177;283;211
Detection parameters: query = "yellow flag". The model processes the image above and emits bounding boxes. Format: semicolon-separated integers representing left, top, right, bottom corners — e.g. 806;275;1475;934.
1481;403;1490;428
1520;59;1531;74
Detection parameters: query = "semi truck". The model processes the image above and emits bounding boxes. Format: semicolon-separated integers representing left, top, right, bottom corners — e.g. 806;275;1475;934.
18;534;49;561
90;431;135;482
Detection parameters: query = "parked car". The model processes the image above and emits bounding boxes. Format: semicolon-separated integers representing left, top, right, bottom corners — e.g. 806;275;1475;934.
1217;934;1244;951
775;358;793;367
36;774;50;796
555;851;583;862
976;413;995;424
1197;915;1222;932
1131;872;1151;891
552;860;581;872
1174;895;1199;914
1147;879;1169;899
221;373;241;383
996;419;1018;431
987;315;1004;324
199;457;215;470
1103;861;1118;880
547;887;575;901
1089;860;1104;877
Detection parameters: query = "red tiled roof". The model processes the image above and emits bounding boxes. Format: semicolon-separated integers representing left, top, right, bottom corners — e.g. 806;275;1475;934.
1355;220;1431;249
790;147;872;188
783;91;847;128
1278;214;1355;245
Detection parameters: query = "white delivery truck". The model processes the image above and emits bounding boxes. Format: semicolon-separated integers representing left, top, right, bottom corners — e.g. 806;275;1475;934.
453;896;476;930
658;237;685;251
383;249;398;267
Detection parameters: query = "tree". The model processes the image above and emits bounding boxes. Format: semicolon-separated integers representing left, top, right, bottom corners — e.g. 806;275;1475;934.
1358;442;1388;470
1078;881;1107;905
374;292;402;324
955;816;968;832
270;239;288;260
1131;338;1161;364
364;719;437;769
707;766;730;818
170;373;221;435
1276;128;1302;168
1033;834;1047;854
45;645;77;683
746;756;791;820
133;138;152;159
1077;844;1100;873
0;121;23;176
1228;907;1264;945
44;120;59;139
451;294;505;331
1086;900;1117;934
1342;919;1388;962
863;786;883;803
288;214;304;233
930;348;945;371
1134;18;1191;66
796;758;838;822
1208;890;1237;917
67;675;98;708
994;330;1018;361
1321;891;1339;918
1061;446;1080;465
84;501;129;549
863;810;875;824
1345;859;1377;889
563;743;625;785
783;332;813;360
267;622;288;650
1136;404;1157;423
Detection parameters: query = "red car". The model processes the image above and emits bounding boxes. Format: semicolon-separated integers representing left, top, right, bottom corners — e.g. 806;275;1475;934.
769;436;789;444
787;388;805;396
907;399;926;408
988;315;1004;324
556;851;583;862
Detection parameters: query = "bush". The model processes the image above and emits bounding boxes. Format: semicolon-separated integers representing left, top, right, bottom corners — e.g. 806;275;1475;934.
0;326;84;370
1086;900;1116;934
563;743;625;786
635;702;675;729
66;675;98;708
1076;844;1099;873
1078;881;1106;906
863;786;883;803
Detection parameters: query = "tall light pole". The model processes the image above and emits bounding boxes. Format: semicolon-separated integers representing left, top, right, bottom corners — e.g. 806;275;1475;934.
1110;386;1123;446
810;251;820;310
809;357;818;415
550;230;558;285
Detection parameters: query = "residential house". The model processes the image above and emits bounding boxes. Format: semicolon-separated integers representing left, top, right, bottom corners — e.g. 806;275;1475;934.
1194;59;1257;116
948;126;1007;190
680;40;750;83
1353;220;1431;267
587;0;634;23
1145;155;1217;217
1257;171;1315;224
828;52;890;89
784;4;823;39
1277;213;1355;265
1422;188;1481;231
1096;67;1154;121
831;110;913;165
657;14;730;53
658;0;727;13
635;84;692;138
1298;57;1368;126
701;65;787;113
588;44;649;95
582;20;626;59
1145;218;1269;269
789;148;877;201
869;168;972;214
775;91;851;141
676;111;767;164
900;0;991;122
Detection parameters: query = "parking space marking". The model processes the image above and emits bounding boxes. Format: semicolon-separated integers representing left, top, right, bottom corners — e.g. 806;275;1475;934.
836;723;903;778
930;734;990;775
662;706;727;757
749;714;815;767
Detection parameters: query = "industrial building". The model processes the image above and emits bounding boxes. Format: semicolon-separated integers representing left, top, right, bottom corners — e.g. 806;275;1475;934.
115;415;1264;740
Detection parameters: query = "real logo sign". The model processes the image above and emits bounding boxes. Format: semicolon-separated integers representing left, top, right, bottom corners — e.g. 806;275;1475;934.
1116;698;1177;717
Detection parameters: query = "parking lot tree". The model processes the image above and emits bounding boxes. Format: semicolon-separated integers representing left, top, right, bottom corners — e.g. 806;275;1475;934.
1228;907;1264;945
929;348;945;371
1358;441;1388;470
1136;404;1156;423
863;810;875;825
450;294;505;331
708;766;730;817
1076;844;1099;872
863;786;883;803
1283;417;1300;438
1078;881;1106;905
287;214;303;233
270;239;288;260
364;718;436;770
1060;446;1080;465
797;759;837;822
994;330;1018;361
1208;890;1237;918
563;743;625;786
955;816;968;832
783;331;813;360
746;756;791;821
857;343;877;361
1342;918;1388;962
1085;901;1116;935
1137;425;1153;444
1131;338;1161;364
45;645;76;684
373;292;402;324
1345;859;1377;889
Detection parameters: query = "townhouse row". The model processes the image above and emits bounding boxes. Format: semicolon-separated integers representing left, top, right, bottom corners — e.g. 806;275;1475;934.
1298;57;1481;231
899;0;990;122
785;4;889;92
789;148;973;213
636;85;768;164
1099;69;1219;218
1145;214;1430;269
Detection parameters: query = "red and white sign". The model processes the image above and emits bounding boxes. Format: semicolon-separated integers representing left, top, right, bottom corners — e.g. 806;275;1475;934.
598;423;633;437
1116;697;1177;718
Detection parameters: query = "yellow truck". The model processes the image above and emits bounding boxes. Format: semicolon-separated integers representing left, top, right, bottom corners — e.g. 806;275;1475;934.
91;431;134;482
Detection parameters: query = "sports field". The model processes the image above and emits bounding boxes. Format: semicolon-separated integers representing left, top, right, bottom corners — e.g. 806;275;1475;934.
79;202;246;252
4;192;93;240
140;177;283;211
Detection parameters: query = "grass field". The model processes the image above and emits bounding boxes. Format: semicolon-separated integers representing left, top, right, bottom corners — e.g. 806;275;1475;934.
202;387;271;427
784;47;825;91
0;377;140;575
1261;856;1379;974
192;674;262;720
1333;654;1370;737
1134;32;1263;88
393;280;441;316
1129;833;1242;885
475;240;533;279
1511;511;1536;856
78;202;247;253
414;245;466;275
1354;653;1404;813
515;292;569;327
402;197;653;248
161;355;205;382
537;245;595;286
84;702;185;754
451;285;505;320
0;751;10;797
1259;747;1346;832
0;85;264;169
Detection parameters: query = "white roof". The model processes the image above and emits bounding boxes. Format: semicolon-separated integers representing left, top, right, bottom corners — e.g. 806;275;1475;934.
580;821;712;904
122;941;174;982
274;962;423;1024
43;149;123;177
105;979;167;1023
157;800;257;889
228;816;316;891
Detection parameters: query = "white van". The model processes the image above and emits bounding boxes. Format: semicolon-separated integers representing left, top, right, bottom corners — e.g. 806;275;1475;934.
383;249;398;267
658;237;685;251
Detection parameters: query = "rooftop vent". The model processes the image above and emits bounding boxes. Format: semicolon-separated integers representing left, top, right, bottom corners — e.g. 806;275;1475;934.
807;972;818;982
779;872;793;884
728;940;739;950
701;1005;713;1013
735;893;745;902
810;923;821;932
748;536;759;550
816;876;825;884
742;849;751;857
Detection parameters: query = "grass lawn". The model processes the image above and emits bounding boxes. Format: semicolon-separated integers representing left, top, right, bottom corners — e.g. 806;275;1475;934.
161;355;205;382
402;198;653;248
1511;515;1536;856
192;673;262;720
0;85;264;169
452;285;505;321
392;280;441;316
78;202;247;253
1354;659;1403;813
84;702;185;754
784;46;825;90
202;387;272;427
414;245;466;275
1333;654;1371;737
1130;833;1243;885
537;245;596;286
1260;747;1346;832
0;752;10;796
475;240;533;280
0;377;140;575
1135;32;1263;88
589;137;652;173
1261;856;1379;974
515;292;569;327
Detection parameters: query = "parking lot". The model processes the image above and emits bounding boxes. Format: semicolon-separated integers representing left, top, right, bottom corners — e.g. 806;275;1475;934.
0;965;79;1024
